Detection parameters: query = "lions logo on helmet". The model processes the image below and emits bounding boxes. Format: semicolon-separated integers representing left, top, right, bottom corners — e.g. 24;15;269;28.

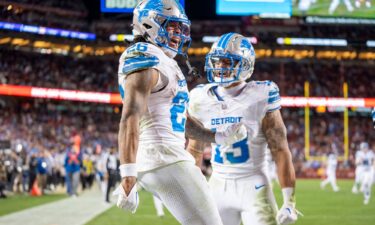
205;33;255;86
132;0;191;58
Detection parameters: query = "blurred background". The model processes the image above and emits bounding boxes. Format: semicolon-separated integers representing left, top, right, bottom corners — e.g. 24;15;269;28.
0;0;374;225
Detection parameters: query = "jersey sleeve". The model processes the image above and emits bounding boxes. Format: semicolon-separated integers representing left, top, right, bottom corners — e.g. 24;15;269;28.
117;43;160;100
265;81;281;112
118;43;160;77
187;85;205;120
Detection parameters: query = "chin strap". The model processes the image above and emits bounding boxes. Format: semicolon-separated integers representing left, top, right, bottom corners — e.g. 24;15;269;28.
184;55;200;77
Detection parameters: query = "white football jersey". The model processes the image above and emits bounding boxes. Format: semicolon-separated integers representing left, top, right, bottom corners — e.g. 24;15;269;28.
118;42;194;172
189;81;281;178
327;154;338;171
356;150;375;172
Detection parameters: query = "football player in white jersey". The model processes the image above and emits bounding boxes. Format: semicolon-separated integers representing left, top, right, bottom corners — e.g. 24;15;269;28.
320;152;339;192
114;1;246;224
356;142;375;204
187;33;300;225
352;142;371;194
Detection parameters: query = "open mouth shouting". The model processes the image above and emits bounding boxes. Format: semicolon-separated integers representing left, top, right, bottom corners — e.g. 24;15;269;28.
169;36;181;49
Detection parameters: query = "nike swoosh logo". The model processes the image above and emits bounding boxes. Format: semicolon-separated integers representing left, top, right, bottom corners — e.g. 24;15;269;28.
255;184;266;190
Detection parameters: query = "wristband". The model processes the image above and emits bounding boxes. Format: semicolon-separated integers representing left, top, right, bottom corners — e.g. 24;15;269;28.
282;187;295;205
119;164;137;178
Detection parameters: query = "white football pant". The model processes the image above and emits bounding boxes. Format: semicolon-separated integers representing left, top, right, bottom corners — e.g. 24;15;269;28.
321;169;339;191
138;161;223;225
153;195;165;217
361;170;374;203
209;173;278;225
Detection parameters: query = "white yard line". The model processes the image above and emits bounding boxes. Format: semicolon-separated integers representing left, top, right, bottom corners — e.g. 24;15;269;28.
0;189;112;225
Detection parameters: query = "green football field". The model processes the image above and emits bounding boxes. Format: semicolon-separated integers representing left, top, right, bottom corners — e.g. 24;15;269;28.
293;0;375;18
0;193;66;216
86;179;375;225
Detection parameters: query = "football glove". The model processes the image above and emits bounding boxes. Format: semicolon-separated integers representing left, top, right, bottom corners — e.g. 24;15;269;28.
113;183;139;214
277;188;303;225
215;122;247;146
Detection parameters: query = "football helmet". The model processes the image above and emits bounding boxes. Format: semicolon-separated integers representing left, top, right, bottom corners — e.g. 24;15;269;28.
360;142;369;151
132;0;191;58
205;33;255;86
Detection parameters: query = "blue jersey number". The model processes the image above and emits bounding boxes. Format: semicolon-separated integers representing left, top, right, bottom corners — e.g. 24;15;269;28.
170;91;189;132
214;138;250;164
127;43;148;53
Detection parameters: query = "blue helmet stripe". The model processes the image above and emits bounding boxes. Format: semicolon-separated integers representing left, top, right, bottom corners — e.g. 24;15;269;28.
217;33;229;49
218;32;235;49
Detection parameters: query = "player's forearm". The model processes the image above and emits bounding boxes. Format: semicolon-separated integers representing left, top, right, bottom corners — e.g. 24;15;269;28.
118;114;140;164
187;145;204;166
274;148;296;188
185;115;215;143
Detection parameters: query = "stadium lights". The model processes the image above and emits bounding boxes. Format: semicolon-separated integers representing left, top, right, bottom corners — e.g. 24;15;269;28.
1;84;375;108
367;41;375;47
3;36;375;60
109;34;134;42
277;37;347;47
202;36;258;44
0;21;96;40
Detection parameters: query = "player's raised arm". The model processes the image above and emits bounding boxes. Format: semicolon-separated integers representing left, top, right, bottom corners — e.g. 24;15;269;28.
262;109;300;225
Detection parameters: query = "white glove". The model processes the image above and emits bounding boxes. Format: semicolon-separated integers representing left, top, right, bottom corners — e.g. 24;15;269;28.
277;202;300;225
112;183;139;214
277;188;302;225
215;122;247;145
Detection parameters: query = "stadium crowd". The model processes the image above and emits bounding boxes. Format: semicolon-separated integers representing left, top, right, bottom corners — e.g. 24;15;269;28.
0;99;119;199
1;49;374;98
0;95;373;197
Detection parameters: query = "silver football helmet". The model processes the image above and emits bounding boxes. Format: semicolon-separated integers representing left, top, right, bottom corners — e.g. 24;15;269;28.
205;33;256;86
132;0;191;58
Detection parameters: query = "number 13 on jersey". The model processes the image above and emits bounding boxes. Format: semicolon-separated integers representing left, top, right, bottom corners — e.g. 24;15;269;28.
214;138;250;164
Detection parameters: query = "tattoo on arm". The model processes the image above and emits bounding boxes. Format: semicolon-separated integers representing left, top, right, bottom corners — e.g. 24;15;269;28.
262;110;288;154
262;110;295;188
185;114;215;143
